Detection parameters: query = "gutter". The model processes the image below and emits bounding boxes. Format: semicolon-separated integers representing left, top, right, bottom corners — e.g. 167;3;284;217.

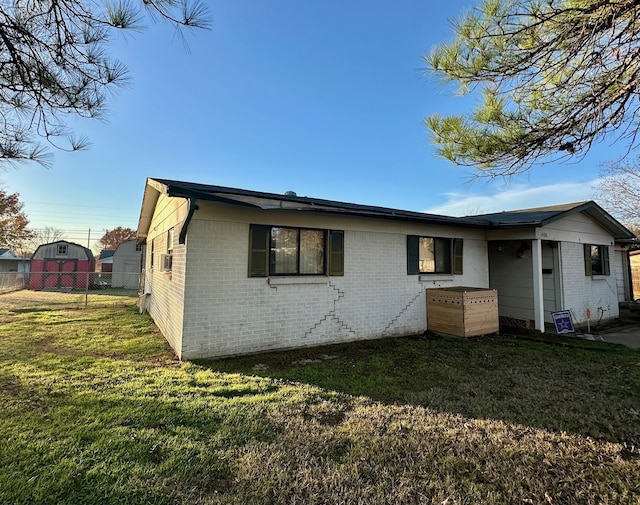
179;197;197;245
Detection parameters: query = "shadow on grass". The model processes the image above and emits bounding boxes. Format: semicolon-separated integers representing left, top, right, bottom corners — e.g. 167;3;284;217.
3;304;639;505
10;306;55;314
0;390;246;504
201;333;640;446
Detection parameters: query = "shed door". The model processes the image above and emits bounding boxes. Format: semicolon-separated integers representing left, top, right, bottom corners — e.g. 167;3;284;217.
43;259;78;289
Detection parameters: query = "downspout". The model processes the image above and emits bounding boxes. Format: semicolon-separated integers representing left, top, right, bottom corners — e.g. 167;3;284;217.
179;197;197;245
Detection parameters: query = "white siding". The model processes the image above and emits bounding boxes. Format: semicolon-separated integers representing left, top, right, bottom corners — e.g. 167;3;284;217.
178;202;489;359
488;240;535;322
535;212;616;244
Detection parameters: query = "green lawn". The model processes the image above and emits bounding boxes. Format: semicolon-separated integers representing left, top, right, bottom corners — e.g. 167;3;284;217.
1;305;639;504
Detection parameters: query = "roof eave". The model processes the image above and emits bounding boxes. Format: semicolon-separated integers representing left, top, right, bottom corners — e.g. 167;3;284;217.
137;178;167;240
150;178;488;229
483;201;634;239
540;201;635;240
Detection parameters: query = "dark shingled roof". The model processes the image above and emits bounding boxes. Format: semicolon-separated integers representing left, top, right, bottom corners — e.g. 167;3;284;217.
472;202;589;226
98;250;115;260
148;178;489;228
138;179;635;241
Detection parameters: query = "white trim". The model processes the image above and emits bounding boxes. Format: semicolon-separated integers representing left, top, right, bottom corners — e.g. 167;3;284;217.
419;274;454;282
532;239;545;332
268;276;328;286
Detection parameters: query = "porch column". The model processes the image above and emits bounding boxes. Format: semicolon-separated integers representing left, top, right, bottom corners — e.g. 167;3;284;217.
531;239;545;332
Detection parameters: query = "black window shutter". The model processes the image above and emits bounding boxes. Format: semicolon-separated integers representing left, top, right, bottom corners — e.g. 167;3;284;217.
453;238;463;275
328;230;344;276
407;235;419;275
248;224;270;277
584;244;592;276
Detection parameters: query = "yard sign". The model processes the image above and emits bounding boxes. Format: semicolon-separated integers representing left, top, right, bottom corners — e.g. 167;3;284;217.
551;310;575;334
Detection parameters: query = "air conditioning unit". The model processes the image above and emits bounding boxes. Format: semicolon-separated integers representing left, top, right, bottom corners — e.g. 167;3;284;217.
159;253;173;271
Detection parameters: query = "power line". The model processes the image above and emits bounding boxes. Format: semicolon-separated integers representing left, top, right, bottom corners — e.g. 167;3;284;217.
24;201;138;211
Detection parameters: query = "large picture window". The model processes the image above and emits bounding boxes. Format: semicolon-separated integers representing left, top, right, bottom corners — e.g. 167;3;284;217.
584;244;610;276
407;236;463;275
249;225;344;277
271;227;324;275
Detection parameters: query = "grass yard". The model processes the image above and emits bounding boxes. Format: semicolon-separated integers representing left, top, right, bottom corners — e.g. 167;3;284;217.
0;289;138;321
0;305;639;504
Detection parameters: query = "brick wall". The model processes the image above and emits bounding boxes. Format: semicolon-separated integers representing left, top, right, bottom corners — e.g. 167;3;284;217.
145;194;188;356
180;215;488;359
560;241;620;325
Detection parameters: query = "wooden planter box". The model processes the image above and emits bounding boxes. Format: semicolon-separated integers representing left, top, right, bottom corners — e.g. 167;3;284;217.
426;287;499;337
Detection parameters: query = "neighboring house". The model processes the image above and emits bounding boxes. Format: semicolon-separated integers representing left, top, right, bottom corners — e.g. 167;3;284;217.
30;241;95;291
96;250;115;273
112;239;144;289
137;178;635;360
0;249;30;293
0;248;30;273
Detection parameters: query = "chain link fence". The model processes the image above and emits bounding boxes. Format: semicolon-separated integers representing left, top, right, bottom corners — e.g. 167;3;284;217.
0;271;141;311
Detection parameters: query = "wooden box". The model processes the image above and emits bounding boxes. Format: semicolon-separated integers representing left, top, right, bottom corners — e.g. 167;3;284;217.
426;287;499;337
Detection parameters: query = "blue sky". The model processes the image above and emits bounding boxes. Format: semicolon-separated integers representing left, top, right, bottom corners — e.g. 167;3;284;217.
2;0;619;248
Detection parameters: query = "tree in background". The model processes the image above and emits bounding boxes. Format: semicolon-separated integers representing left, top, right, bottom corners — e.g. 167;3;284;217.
0;0;209;169
99;227;137;250
0;188;34;250
595;155;640;235
26;226;65;253
426;0;640;177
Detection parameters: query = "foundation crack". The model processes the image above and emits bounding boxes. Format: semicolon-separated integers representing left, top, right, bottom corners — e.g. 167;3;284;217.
383;289;424;333
303;282;356;338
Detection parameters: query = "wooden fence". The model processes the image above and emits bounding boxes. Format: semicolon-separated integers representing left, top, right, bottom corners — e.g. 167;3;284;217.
632;266;640;300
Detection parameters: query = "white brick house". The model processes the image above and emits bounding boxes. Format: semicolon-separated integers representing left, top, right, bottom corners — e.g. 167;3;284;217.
137;178;635;359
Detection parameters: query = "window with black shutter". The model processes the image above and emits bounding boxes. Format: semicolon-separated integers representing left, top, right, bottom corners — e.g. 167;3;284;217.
248;225;344;277
407;235;463;275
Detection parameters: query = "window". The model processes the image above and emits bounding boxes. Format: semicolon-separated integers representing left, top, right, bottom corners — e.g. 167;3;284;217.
248;225;344;277
161;228;175;271
135;243;142;252
57;244;68;256
167;228;174;255
584;244;610;276
407;236;463;275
